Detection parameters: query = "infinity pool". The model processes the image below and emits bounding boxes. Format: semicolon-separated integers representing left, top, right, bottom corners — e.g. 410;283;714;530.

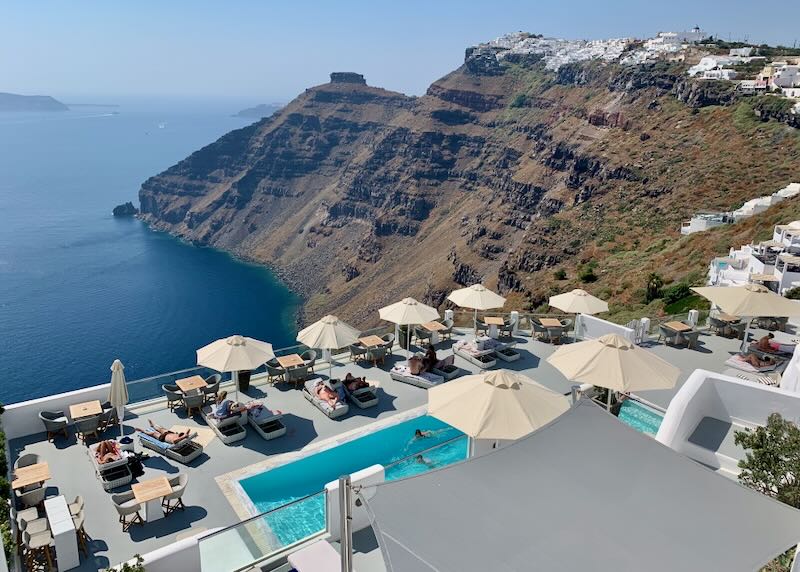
618;399;664;435
239;415;467;546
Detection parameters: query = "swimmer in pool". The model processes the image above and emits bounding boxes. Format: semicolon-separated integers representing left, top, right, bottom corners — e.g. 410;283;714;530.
415;454;434;467
414;429;432;439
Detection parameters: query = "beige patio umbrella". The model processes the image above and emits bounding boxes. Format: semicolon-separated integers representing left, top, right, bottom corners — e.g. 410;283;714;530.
428;370;570;441
196;335;275;400
549;289;608;338
379;297;439;358
692;284;800;350
108;359;128;437
546;333;679;410
297;315;360;378
448;284;507;334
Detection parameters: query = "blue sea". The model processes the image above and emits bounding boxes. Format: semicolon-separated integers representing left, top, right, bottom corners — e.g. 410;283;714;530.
0;101;298;404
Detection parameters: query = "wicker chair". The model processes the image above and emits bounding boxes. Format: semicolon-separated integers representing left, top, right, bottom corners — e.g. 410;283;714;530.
682;330;701;349
39;411;68;441
380;333;395;355
266;361;286;384
350;344;369;364
182;390;205;417
162;474;188;516
658;325;680;346
301;350;318;373
203;374;222;403
499;320;514;338
112;491;143;532
709;317;729;336
530;319;548;340
15;453;40;470
414;327;433;345
367;345;387;366
74;415;101;444
162;384;183;412
286;365;311;387
474;318;489;336
547;327;563;345
728;321;747;340
439;320;453;340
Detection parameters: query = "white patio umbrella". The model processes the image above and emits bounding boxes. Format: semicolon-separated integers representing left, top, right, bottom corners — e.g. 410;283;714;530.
379;298;439;358
108;359;129;437
546;333;679;410
297;315;360;378
548;289;609;338
428;370;570;441
447;284;506;332
196;335;275;400
693;285;800;350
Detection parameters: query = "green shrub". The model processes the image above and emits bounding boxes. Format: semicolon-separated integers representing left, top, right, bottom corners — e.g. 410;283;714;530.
785;287;800;300
553;269;567;280
661;282;691;305
645;272;664;303
107;555;145;572
509;94;527;108
578;267;597;283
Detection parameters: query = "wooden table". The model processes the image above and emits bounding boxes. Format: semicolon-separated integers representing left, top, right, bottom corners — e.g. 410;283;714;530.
277;354;305;368
718;313;739;322
176;375;207;393
69;400;102;420
539;318;563;328
483;317;505;326
664;321;692;332
358;336;385;348
421;321;446;332
12;462;51;490
132;476;172;522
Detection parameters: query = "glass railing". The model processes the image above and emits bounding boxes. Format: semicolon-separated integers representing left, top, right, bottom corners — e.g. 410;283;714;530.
125;365;222;404
198;490;328;572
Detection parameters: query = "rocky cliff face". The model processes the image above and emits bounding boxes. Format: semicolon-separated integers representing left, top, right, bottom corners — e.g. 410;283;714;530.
140;56;800;324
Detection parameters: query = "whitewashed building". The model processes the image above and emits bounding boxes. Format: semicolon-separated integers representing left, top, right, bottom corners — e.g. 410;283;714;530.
681;212;734;235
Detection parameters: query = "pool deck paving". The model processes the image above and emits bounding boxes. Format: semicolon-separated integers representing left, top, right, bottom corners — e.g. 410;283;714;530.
8;325;782;571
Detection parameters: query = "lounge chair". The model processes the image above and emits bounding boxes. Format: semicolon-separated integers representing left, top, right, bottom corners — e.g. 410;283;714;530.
201;405;247;444
88;441;132;491
39;411;68;441
138;433;203;464
203;374;222;403
724;354;783;373
303;378;349;419
341;379;379;409
494;344;521;362
288;539;340;572
162;384;183;411
389;365;444;389
247;404;287;441
453;340;497;369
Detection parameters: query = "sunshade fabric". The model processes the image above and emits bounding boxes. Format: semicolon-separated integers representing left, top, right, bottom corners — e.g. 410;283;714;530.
378;298;439;325
296;315;360;350
364;401;800;572
196;334;275;372
108;359;128;408
545;333;678;392
548;288;609;314
447;284;506;311
692;284;800;317
427;370;569;440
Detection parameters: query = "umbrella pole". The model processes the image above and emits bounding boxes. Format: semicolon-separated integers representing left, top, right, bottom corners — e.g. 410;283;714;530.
607;389;612;412
474;308;478;335
233;370;239;402
740;317;752;353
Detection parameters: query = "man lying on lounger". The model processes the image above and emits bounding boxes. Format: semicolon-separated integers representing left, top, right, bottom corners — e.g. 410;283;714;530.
343;373;370;392
135;420;191;444
314;380;343;407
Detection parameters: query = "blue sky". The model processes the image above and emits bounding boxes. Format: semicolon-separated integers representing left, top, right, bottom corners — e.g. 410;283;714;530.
3;0;799;102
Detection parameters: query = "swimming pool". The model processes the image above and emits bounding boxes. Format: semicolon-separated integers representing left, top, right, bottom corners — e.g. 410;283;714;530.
238;415;467;546
618;399;664;435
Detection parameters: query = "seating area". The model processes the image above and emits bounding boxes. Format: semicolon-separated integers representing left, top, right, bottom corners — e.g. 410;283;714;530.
11;320;784;571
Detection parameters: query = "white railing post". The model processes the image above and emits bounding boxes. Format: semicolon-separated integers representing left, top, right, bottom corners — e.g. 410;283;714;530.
510;311;519;335
640;317;651;342
444;309;454;322
688;309;699;327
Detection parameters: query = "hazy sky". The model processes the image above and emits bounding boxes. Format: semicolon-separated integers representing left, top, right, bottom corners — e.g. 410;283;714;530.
3;0;799;102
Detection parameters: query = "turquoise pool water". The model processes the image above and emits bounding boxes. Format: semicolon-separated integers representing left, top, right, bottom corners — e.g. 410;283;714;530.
239;415;467;546
618;400;664;435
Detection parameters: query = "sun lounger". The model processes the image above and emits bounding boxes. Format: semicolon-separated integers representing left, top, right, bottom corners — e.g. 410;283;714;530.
493;342;521;362
453;341;497;369
724;355;782;373
303;378;349;419
138;433;203;465
735;373;780;386
389;366;444;389
247;405;287;441
341;380;379;409
201;406;247;444
430;364;467;380
288;539;340;572
87;441;132;491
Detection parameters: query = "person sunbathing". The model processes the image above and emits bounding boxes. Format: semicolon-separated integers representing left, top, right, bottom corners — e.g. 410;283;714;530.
344;373;370;392
210;390;245;419
740;352;776;368
314;380;341;407
753;333;779;353
135;420;189;444
422;345;438;372
95;440;122;464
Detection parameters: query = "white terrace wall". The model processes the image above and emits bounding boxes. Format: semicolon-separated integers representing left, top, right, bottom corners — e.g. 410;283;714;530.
577;314;636;343
3;382;112;440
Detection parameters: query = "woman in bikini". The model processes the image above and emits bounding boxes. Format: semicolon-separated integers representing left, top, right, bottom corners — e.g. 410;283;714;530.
95;440;122;464
314;380;341;407
344;373;369;392
135;420;189;444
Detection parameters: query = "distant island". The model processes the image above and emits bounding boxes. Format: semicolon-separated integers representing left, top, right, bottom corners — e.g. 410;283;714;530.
233;102;283;119
0;92;68;112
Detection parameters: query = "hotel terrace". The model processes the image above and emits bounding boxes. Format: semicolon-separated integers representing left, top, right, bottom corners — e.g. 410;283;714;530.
4;294;800;572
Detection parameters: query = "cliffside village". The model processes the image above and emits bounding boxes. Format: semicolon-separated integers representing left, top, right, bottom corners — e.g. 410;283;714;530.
481;28;800;113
